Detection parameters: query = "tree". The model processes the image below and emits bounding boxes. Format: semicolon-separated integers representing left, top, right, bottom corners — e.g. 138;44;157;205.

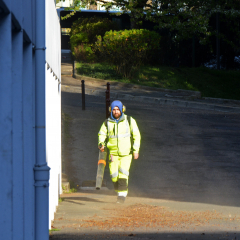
61;0;97;19
69;17;118;62
64;1;240;41
64;0;240;68
99;0;240;68
96;0;239;40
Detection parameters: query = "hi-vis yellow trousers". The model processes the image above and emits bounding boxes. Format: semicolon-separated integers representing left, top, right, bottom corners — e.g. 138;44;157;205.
109;154;132;197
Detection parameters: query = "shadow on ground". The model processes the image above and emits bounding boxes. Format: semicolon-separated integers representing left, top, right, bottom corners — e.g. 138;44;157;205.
62;91;240;209
50;231;240;240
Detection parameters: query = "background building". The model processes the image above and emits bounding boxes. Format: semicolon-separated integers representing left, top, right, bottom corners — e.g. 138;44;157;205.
0;0;61;239
56;0;74;8
56;0;121;11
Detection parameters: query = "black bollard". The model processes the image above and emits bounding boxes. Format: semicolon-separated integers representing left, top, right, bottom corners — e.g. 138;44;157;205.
107;82;110;93
72;60;76;78
71;52;76;78
81;80;85;110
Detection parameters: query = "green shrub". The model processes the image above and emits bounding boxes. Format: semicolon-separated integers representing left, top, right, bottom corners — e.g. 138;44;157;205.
74;44;96;63
95;29;161;78
69;17;118;62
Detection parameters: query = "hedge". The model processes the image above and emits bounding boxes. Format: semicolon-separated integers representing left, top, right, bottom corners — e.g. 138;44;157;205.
96;29;161;78
69;17;118;62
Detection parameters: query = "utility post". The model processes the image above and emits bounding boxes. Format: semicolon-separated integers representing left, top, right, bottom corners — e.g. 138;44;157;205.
71;52;76;78
81;80;85;110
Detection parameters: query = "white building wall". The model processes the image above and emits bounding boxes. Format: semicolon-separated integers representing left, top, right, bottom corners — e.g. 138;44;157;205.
0;1;36;239
56;0;74;8
46;0;61;77
22;39;36;240
0;0;61;238
45;0;62;228
0;11;15;240
46;65;62;228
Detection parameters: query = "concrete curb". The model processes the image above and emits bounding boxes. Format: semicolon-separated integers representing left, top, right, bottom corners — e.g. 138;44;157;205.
80;187;109;191
62;85;240;113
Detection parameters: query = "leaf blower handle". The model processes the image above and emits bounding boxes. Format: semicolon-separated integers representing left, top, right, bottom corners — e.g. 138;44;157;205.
99;143;105;152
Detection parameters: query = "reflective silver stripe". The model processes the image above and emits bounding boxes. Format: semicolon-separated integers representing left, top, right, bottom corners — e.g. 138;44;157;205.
125;116;129;134
133;143;140;147
119;133;131;138
119;167;129;176
111;171;118;178
109;135;117;138
118;192;127;197
107;120;110;137
132;128;139;133
98;131;107;135
109;133;131;138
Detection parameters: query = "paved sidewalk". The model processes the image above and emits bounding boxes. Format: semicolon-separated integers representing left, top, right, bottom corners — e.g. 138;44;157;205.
62;63;240;113
50;191;240;240
50;62;240;239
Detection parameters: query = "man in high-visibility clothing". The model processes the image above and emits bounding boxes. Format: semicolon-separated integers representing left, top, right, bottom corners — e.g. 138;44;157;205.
98;100;141;203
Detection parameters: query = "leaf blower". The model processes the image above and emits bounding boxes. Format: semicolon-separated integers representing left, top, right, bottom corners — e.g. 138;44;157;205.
96;144;107;190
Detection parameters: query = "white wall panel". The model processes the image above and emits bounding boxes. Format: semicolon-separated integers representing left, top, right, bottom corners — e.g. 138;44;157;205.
46;0;61;79
46;65;62;228
0;0;61;237
0;13;13;240
23;42;35;240
11;0;22;28
22;0;33;39
0;0;11;12
45;0;62;228
12;29;24;240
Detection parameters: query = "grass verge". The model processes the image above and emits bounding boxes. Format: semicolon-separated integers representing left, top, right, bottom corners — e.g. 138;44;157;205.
76;62;240;100
49;228;61;232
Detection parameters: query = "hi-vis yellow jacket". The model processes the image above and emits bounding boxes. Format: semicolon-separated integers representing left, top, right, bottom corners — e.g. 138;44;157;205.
98;114;141;156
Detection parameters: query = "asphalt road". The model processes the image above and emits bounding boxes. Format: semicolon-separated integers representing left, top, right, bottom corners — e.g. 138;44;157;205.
61;90;240;208
51;58;240;240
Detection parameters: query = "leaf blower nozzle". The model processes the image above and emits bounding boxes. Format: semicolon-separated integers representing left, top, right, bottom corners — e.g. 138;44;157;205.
96;147;107;190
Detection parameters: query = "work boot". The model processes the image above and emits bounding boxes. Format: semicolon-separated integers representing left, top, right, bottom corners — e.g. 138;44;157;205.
116;196;125;204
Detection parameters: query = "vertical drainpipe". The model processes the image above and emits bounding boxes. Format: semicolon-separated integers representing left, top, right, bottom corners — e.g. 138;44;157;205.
34;0;50;240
